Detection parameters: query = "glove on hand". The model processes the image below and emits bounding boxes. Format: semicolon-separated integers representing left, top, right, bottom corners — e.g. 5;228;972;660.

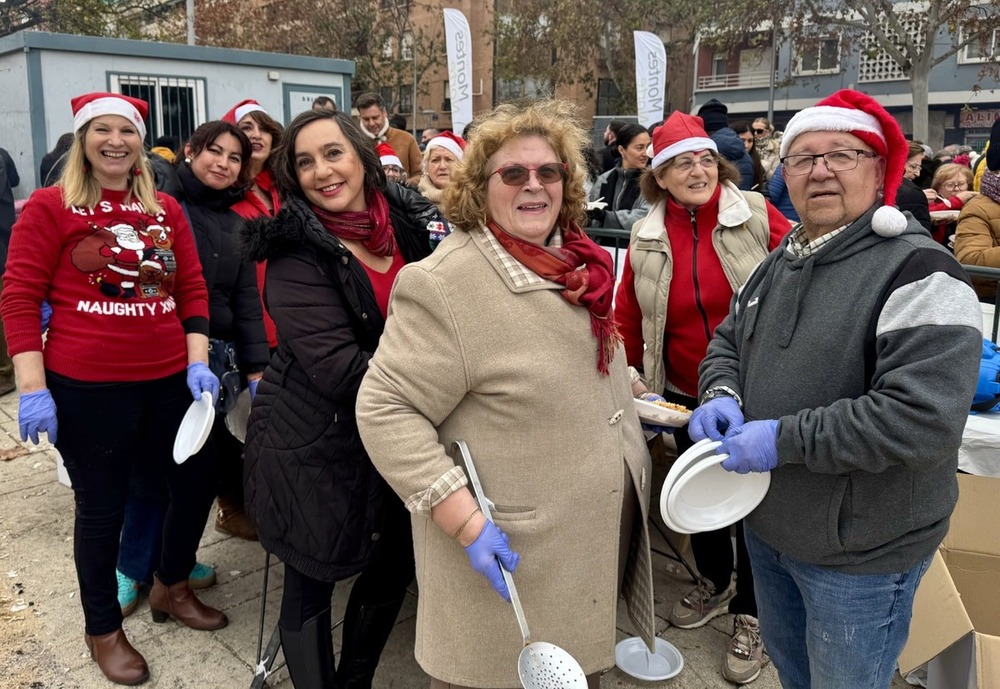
40;301;53;332
186;362;220;402
464;519;520;602
719;420;779;474
248;378;259;400
586;207;607;226
19;389;58;445
638;393;675;435
688;396;744;442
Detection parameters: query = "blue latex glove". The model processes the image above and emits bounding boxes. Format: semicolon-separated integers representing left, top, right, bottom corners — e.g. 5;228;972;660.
688;396;744;442
40;301;52;332
638;393;675;435
464;520;520;602
248;378;259;400
186;362;220;402
719;420;780;474
18;389;58;445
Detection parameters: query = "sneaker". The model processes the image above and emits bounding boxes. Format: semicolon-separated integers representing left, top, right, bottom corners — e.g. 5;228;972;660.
117;570;139;617
668;580;735;629
188;562;217;590
723;614;764;684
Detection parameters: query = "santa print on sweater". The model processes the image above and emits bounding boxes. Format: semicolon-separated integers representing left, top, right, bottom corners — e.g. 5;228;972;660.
2;186;209;382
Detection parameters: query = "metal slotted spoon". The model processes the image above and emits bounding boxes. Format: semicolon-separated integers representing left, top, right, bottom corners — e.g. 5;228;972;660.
453;441;588;689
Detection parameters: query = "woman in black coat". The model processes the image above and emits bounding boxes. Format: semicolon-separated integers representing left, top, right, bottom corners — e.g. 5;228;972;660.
242;109;436;689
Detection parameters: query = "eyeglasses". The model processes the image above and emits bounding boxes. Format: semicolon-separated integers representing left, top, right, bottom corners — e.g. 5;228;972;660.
780;149;879;176
491;162;567;186
942;182;968;191
669;155;719;173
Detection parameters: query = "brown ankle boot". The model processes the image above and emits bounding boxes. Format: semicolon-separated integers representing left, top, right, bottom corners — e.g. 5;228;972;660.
149;574;228;631
214;496;258;541
84;628;149;685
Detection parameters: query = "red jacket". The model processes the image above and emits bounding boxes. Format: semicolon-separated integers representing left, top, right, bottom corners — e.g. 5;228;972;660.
1;186;209;381
232;170;281;349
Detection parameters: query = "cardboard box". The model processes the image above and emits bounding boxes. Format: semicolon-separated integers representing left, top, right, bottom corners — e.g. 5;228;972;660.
898;473;1000;689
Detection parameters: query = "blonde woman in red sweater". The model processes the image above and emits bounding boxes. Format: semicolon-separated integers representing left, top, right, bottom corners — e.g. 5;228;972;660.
0;93;224;685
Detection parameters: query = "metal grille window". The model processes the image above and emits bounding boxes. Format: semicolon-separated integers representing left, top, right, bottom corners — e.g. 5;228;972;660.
858;15;923;82
792;37;840;75
109;74;207;147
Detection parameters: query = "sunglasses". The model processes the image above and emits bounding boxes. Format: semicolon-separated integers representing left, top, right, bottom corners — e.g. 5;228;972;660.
491;162;568;186
753;128;767;135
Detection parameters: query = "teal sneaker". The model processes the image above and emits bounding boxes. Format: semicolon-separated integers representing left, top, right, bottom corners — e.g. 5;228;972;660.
117;570;139;617
188;562;217;590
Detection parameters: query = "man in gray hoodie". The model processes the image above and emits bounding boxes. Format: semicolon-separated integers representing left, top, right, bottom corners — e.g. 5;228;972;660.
689;89;982;689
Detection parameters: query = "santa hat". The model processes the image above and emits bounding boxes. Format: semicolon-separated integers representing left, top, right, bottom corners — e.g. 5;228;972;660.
377;143;402;169
650;111;718;169
71;92;148;140
222;99;267;125
425;131;466;161
780;89;908;237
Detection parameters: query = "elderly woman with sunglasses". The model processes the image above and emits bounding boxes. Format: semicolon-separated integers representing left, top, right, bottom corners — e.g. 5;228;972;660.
357;99;657;689
615;111;790;685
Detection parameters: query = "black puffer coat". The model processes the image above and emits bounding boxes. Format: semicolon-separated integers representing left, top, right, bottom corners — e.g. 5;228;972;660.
162;163;269;374
241;185;434;581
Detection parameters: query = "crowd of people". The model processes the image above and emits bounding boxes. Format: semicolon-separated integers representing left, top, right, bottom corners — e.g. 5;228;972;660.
0;85;989;689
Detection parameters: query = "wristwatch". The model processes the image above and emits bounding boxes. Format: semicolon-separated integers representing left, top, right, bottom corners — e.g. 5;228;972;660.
700;385;743;409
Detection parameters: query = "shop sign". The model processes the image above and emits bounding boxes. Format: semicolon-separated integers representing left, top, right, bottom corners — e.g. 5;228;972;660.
960;108;1000;128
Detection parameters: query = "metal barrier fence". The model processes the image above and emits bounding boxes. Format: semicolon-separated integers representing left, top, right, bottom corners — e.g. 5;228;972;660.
962;264;1000;342
584;226;631;276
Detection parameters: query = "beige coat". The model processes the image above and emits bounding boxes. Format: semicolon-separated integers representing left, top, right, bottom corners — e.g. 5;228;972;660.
357;228;655;688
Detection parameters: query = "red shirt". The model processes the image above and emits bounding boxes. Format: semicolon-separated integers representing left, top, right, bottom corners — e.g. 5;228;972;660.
232;170;282;348
360;251;405;319
1;186;209;381
615;187;789;396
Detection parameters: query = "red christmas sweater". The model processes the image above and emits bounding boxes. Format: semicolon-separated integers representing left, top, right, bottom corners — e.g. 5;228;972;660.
232;170;281;349
1;186;210;382
616;186;788;396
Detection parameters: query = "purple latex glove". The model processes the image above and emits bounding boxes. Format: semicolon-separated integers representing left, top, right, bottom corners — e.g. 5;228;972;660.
18;389;58;445
638;393;675;435
464;520;520;602
40;300;52;332
186;362;220;402
248;378;259;400
688;396;744;442
719;420;780;474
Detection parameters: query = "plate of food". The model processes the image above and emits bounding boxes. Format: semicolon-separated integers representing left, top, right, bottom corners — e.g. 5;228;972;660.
929;210;960;223
633;398;692;427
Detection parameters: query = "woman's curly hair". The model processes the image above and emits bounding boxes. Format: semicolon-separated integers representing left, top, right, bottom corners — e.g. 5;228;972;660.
441;99;589;231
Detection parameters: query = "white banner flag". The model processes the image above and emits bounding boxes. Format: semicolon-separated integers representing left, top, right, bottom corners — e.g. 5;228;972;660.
634;31;666;128
443;8;473;135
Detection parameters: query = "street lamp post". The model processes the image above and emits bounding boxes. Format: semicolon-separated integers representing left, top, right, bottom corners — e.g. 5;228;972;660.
186;0;195;46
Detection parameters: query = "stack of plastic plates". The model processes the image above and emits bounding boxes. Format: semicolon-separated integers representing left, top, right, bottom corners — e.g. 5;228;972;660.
659;438;771;534
173;391;215;464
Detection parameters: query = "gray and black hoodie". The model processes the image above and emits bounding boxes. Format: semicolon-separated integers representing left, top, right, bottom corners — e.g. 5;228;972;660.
700;205;982;574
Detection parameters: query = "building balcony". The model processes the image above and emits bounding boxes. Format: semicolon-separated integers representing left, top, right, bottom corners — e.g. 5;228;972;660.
696;70;773;91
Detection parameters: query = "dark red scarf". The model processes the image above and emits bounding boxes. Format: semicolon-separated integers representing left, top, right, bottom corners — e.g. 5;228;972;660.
310;188;396;256
487;220;620;375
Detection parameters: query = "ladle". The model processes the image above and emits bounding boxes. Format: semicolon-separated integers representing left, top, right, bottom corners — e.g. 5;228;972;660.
454;441;588;689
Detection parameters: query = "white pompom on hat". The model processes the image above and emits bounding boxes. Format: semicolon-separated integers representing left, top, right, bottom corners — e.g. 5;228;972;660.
222;99;267;125
71;92;148;140
650;111;718;170
780;89;909;237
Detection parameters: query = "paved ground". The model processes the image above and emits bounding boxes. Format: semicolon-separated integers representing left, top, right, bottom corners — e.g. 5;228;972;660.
0;393;912;689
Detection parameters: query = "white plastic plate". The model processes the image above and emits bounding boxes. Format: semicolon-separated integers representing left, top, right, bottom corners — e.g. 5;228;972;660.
224;389;252;444
615;636;684;681
634;398;692;427
173;391;215;464
659;439;721;530
666;454;770;534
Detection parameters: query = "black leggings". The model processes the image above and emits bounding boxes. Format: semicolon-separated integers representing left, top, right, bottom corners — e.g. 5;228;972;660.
49;371;218;636
666;390;757;618
279;496;416;630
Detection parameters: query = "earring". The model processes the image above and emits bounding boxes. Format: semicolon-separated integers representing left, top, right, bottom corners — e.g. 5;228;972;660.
184;157;192;164
133;166;143;176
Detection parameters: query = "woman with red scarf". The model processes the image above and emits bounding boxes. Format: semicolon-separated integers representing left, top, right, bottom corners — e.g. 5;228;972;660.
355;100;656;688
241;109;438;688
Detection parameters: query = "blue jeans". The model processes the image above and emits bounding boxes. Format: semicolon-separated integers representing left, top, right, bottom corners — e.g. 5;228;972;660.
744;525;931;689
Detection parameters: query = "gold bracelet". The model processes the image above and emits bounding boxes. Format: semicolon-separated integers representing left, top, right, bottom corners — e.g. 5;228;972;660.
453;507;482;540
